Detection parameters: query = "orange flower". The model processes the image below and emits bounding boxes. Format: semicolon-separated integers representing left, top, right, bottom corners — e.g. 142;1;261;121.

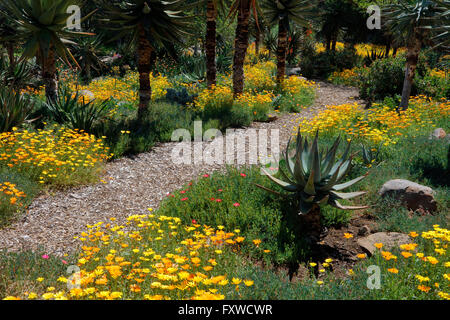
417;285;431;293
343;233;354;239
401;251;413;258
374;243;383;249
252;239;261;247
357;253;366;259
387;268;399;274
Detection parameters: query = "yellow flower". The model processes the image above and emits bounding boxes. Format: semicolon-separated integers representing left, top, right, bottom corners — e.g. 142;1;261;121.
243;280;254;287
343;233;353;239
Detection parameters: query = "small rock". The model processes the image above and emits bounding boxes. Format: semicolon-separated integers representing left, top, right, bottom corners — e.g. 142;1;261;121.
69;193;84;200
379;179;437;213
357;232;410;255
357;225;370;236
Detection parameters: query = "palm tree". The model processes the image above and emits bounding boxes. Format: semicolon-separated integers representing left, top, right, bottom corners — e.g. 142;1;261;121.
261;0;316;84
0;0;92;102
384;0;449;111
229;0;260;98
205;0;226;88
99;0;191;116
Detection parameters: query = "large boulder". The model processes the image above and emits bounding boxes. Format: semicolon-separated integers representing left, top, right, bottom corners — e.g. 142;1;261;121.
430;128;446;140
357;232;410;256
379;179;437;213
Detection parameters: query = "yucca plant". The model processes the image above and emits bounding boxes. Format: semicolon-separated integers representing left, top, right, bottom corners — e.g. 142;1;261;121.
258;132;368;241
0;87;35;133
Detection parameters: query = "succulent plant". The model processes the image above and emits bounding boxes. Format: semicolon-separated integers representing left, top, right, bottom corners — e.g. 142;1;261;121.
259;131;368;216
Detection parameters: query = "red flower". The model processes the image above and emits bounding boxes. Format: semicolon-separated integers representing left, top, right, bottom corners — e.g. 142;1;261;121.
218;189;223;192
216;199;222;203
240;173;246;177
180;190;186;194
210;197;215;201
192;219;197;224
203;174;209;178
181;197;188;201
233;203;240;207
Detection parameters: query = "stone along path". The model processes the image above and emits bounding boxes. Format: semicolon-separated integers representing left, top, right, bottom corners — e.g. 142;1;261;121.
0;82;364;256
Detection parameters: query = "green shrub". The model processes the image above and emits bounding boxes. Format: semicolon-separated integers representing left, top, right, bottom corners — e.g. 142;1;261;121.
416;69;450;100
43;86;112;134
359;56;408;102
299;48;360;79
0;168;39;227
0;87;35;133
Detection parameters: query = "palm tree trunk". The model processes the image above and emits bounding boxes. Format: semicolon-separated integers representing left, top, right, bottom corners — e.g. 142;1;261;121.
137;24;153;118
325;36;331;52
276;20;288;84
40;46;58;103
6;43;15;70
385;37;391;58
398;32;422;111
299;204;322;243
393;46;398;57
206;0;217;89
232;0;251;98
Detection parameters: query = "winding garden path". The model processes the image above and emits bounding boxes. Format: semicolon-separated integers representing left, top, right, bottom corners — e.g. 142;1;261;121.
0;82;364;256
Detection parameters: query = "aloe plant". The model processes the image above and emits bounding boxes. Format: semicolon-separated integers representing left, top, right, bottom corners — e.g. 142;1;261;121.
258;131;368;241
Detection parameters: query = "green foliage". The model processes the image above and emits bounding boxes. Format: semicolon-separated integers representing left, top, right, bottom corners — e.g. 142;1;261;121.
0;0;91;64
359;55;411;102
43;86;112;134
416;69;450;100
0;87;35;133
0;249;76;298
0;168;39;227
0;55;36;90
299;48;360;79
165;88;196;106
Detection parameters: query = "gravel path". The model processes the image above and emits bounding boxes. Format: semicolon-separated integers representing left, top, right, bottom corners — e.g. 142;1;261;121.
0;82;363;256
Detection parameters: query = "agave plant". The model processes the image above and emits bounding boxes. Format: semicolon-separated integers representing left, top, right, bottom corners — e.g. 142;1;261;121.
258;131;368;241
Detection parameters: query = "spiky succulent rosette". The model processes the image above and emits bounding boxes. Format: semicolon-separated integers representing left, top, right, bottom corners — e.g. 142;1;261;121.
260;131;368;215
